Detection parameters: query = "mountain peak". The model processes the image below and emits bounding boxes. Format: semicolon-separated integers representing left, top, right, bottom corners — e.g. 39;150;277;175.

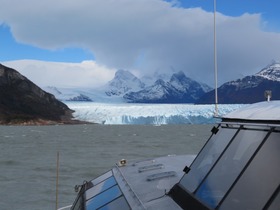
256;61;280;82
114;69;135;80
154;79;166;86
105;69;145;96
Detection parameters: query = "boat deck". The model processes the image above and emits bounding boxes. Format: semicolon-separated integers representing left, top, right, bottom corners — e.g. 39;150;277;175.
113;154;195;209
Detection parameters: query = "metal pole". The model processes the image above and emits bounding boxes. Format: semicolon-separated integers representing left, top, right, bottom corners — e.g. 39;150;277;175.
214;0;219;116
56;151;59;210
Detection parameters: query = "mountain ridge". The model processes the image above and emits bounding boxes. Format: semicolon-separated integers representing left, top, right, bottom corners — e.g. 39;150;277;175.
29;60;280;104
197;61;280;104
124;71;211;103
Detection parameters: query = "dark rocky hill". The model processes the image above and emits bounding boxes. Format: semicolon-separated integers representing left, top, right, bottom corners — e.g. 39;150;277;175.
0;64;77;125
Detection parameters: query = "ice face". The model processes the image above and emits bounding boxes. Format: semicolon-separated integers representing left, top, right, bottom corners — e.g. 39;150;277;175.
65;102;243;125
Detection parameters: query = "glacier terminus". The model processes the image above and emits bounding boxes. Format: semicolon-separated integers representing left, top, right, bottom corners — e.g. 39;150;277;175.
65;102;243;125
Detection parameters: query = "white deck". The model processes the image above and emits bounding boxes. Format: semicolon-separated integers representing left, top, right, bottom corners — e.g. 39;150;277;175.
224;101;280;121
113;155;195;210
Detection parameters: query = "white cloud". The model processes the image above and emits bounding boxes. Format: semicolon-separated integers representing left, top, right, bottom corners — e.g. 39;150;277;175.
2;60;115;88
1;0;280;86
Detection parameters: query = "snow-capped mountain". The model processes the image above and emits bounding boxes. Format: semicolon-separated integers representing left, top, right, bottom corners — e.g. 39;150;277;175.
141;71;172;86
124;79;180;103
255;60;280;81
197;61;280;104
43;69;147;103
170;71;210;100
43;86;126;103
104;69;145;96
124;71;211;103
43;86;93;102
44;69;211;103
43;60;280;104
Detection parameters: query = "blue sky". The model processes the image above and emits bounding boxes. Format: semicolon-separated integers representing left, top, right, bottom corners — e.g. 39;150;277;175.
0;25;94;62
180;0;279;20
1;0;280;87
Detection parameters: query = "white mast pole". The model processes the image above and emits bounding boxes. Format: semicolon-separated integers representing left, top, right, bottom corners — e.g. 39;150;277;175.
214;0;219;117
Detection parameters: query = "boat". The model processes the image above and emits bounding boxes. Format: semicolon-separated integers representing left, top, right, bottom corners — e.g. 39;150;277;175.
66;100;280;210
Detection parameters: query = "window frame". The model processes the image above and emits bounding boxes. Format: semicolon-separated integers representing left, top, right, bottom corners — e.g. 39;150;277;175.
173;122;277;210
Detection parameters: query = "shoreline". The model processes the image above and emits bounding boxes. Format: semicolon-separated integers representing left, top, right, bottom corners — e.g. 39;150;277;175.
0;118;95;126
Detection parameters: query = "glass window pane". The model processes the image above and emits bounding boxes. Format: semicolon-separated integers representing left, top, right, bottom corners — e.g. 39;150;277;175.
98;196;131;210
72;194;83;210
180;127;237;192
86;185;122;210
195;129;267;208
268;190;280;210
91;171;113;185
220;132;280;210
86;176;117;200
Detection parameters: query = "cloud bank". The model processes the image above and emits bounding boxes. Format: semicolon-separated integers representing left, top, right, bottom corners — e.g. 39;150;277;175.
3;60;115;88
1;0;280;86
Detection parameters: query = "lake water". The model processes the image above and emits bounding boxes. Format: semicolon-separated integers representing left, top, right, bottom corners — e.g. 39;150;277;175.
0;124;212;210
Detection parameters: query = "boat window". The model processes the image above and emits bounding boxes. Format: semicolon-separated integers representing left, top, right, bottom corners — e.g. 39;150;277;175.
267;188;280;210
195;129;267;208
86;185;122;209
86;176;117;200
219;132;280;210
90;171;113;186
71;193;83;210
179;127;237;192
71;171;114;210
98;196;131;210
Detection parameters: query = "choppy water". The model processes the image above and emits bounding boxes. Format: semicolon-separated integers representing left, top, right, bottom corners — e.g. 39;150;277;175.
0;124;212;210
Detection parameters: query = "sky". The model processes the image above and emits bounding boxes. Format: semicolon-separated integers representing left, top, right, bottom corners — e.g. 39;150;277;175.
1;0;280;88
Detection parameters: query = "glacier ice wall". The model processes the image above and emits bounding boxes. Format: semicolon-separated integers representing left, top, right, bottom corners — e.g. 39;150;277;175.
66;102;244;125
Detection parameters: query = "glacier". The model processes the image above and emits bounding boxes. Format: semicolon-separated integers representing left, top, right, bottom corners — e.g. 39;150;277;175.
65;102;244;125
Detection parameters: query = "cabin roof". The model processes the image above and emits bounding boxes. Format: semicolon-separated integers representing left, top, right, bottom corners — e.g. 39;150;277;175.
224;101;280;121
